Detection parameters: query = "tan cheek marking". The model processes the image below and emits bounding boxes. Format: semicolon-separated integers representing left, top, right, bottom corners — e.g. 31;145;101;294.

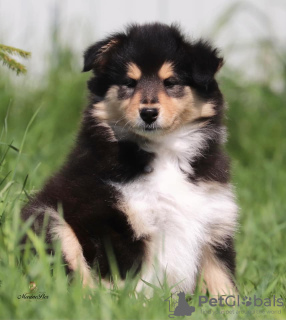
123;91;142;122
158;62;174;79
158;90;194;131
157;91;178;127
177;87;216;121
158;87;216;130
127;63;142;80
91;86;142;128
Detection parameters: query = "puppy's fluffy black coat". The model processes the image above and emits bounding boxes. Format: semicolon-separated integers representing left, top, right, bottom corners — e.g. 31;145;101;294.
22;23;238;293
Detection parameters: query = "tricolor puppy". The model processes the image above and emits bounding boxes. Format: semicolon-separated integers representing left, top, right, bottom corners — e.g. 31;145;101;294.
21;23;238;294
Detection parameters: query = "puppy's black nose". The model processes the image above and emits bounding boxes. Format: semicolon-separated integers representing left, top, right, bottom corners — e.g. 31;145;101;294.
140;108;159;124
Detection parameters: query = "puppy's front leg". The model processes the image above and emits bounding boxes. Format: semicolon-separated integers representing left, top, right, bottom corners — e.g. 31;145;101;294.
200;240;236;295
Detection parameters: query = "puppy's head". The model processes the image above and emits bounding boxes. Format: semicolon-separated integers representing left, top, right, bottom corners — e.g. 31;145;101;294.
83;23;224;137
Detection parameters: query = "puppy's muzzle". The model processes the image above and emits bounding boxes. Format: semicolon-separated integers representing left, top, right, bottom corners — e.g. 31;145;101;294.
139;108;159;125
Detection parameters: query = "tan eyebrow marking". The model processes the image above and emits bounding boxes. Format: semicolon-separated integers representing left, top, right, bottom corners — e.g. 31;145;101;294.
158;62;174;80
127;63;142;80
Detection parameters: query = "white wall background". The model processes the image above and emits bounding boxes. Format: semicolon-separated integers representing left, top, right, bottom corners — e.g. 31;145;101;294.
0;0;285;81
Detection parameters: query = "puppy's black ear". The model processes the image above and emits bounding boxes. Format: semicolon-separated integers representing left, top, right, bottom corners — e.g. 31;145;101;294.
190;40;223;86
82;33;126;72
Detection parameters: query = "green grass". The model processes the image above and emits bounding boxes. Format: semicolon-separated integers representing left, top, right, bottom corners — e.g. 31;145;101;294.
0;47;286;320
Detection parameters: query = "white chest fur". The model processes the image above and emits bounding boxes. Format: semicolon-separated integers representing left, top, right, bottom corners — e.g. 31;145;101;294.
112;127;237;292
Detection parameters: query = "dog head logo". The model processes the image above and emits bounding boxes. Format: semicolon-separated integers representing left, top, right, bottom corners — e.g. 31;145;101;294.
165;291;196;318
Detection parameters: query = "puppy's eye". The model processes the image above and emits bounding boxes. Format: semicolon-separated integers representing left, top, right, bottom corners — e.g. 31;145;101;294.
123;78;137;88
163;77;179;88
